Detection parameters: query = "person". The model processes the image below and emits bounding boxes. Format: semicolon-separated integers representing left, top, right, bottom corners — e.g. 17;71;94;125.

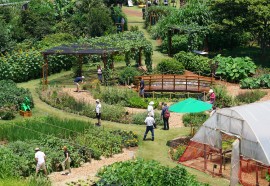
74;76;85;92
163;0;168;6
143;114;156;141
153;0;158;5
160;103;169;130
139;77;145;97
95;99;102;126
97;65;102;83
147;101;155;117
208;89;216;104
35;147;47;176
61;146;71;175
147;0;151;7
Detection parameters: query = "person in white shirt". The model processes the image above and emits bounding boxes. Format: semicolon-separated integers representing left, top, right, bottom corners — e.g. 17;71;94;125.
95;99;102;126
147;101;155;117
143;114;156;141
34;147;47;176
97;65;102;83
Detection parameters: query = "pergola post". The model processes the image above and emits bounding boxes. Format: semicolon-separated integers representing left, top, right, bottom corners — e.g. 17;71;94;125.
219;148;223;175
204;144;207;171
168;28;172;57
256;162;259;186
138;48;142;66
78;54;83;77
103;51;107;69
42;54;48;85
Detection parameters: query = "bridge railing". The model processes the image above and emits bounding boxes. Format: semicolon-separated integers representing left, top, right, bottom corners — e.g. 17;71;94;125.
134;74;214;93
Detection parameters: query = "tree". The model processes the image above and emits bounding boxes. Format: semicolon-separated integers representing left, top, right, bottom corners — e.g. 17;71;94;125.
0;19;12;53
210;0;270;54
21;0;56;40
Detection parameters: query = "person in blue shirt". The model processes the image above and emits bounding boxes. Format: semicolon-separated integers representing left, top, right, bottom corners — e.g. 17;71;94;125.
74;76;85;92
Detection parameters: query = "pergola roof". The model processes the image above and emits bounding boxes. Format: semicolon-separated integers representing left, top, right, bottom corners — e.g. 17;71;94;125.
42;44;120;55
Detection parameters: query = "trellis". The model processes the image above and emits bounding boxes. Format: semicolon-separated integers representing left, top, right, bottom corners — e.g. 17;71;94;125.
167;25;209;56
41;31;153;85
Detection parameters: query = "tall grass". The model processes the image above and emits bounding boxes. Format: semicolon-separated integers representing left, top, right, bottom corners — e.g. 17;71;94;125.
0;117;93;141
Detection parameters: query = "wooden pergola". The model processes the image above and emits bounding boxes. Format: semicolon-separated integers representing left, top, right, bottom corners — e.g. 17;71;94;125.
41;44;143;85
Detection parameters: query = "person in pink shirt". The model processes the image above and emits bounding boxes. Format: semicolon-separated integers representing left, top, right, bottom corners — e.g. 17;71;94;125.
209;89;216;104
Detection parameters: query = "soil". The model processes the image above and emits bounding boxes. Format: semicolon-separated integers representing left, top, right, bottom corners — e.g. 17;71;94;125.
49;148;137;186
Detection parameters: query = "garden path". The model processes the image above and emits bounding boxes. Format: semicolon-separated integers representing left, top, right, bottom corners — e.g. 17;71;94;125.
49;148;137;186
62;88;184;128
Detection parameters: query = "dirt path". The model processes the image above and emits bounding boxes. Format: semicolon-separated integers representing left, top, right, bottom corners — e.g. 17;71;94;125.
62;88;184;128
49;148;137;186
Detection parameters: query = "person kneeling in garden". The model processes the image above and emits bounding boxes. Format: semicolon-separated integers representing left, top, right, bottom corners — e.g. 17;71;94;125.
143;114;156;141
61;146;71;175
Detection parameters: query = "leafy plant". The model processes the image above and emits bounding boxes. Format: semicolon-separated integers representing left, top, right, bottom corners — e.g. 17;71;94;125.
157;58;185;75
182;112;209;127
214;55;256;83
170;145;186;161
240;74;270;89
97;159;208;186
174;51;211;76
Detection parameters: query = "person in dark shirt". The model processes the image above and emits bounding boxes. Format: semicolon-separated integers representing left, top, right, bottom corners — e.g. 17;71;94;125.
139;77;145;97
74;76;85;92
61;146;71;175
160;103;169;130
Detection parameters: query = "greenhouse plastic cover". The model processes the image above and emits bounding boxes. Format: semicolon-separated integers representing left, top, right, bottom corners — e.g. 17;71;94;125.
191;101;270;166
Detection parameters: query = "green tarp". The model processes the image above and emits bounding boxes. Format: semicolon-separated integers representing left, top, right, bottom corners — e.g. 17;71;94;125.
169;98;212;113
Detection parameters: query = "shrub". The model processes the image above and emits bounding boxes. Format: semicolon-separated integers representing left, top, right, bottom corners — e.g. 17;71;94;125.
174;51;211;76
0;80;33;120
214;55;256;83
97;159;208;186
0;50;74;82
118;67;141;85
39;87;126;123
157;58;185;74
131;112;163;126
235;90;266;104
127;97;159;109
161;35;189;54
182;112;209;127
213;85;234;108
240;74;270;89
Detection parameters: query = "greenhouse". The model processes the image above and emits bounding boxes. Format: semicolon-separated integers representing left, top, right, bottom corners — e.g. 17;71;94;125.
180;101;270;186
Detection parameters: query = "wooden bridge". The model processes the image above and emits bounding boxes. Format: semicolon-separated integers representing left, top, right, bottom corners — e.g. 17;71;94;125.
134;75;214;93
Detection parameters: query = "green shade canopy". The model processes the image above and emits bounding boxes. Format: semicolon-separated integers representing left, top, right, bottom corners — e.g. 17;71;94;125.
169;98;212;113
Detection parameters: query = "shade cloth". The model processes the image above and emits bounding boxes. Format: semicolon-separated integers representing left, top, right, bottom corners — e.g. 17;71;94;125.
169;98;212;113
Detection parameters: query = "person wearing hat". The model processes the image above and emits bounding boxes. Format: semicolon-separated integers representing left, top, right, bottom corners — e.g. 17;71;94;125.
34;147;47;176
95;99;102;126
147;101;155;117
74;76;85;92
208;89;216;104
61;146;71;175
143;113;156;141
